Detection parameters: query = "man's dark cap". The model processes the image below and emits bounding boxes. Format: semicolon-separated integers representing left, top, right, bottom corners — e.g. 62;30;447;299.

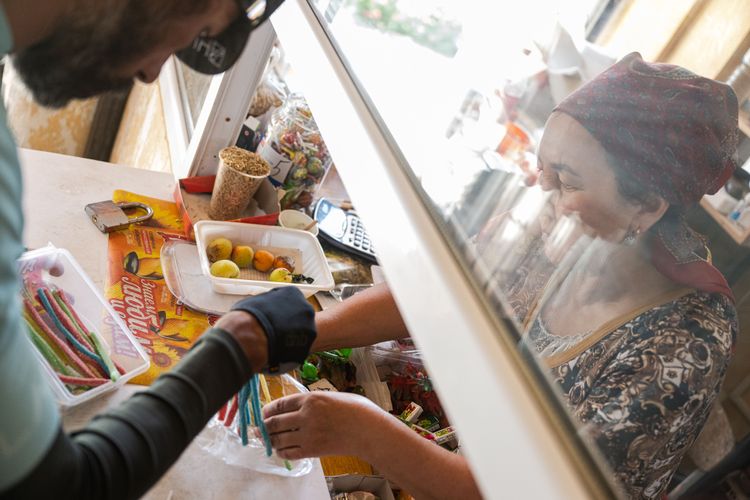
176;0;284;75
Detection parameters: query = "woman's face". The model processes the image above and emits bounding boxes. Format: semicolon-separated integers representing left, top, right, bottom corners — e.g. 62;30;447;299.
537;112;643;243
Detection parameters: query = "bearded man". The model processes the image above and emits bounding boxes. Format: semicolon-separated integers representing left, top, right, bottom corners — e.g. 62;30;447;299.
0;2;319;499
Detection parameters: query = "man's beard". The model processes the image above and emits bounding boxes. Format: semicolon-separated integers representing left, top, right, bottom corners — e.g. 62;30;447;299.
9;1;213;108
9;4;154;109
11;40;135;109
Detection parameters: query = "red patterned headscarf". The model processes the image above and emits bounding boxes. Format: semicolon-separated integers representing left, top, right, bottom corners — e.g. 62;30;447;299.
555;52;738;206
554;52;738;301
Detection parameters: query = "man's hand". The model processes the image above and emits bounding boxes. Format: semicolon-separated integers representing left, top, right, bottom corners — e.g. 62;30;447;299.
230;287;316;374
214;311;269;372
262;391;383;460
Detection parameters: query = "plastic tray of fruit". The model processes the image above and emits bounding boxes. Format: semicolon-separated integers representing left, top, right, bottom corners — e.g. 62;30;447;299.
194;221;335;297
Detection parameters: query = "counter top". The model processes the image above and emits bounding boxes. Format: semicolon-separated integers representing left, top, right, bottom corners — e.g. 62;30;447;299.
19;148;329;499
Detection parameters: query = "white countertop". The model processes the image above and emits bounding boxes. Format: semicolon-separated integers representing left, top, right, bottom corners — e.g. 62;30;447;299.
19;148;329;500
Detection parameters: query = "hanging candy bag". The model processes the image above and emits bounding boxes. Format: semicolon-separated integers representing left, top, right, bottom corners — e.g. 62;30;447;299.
257;94;332;210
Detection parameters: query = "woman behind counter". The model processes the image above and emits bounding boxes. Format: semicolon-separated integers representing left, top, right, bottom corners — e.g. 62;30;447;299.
264;53;739;500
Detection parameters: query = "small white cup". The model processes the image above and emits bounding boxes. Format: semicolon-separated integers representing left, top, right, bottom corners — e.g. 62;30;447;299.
278;209;319;236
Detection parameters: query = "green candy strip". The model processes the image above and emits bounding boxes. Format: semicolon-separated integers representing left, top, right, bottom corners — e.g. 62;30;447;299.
88;331;120;382
23;318;78;377
52;290;96;347
53;289;119;382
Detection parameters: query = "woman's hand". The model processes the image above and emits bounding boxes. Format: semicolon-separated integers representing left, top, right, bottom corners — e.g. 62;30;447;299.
262;391;382;460
265;392;482;499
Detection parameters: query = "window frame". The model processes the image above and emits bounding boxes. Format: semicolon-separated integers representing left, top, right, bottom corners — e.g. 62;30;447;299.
159;22;276;180
269;1;620;498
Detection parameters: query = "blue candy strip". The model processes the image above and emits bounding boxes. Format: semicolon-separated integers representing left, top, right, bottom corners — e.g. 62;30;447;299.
238;384;249;446
250;375;272;457
37;288;108;374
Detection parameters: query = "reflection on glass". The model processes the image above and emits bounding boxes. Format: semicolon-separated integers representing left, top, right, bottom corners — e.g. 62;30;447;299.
465;55;737;499
176;60;212;136
311;1;743;497
345;0;461;56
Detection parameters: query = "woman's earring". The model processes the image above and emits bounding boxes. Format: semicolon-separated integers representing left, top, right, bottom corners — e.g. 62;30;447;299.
623;227;640;246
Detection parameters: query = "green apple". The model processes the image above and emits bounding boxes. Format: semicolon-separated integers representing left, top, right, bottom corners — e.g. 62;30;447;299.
269;267;293;283
210;259;240;278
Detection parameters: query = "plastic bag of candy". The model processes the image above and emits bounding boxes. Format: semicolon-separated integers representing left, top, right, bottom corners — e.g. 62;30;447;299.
366;342;449;428
298;348;365;395
195;373;313;477
256;94;332;210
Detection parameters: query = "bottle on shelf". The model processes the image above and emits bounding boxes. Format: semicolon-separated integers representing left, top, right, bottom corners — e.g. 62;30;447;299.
730;192;750;229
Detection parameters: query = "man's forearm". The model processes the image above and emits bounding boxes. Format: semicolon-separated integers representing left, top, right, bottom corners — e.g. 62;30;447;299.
358;410;482;500
312;283;410;351
3;286;316;500
3;326;259;499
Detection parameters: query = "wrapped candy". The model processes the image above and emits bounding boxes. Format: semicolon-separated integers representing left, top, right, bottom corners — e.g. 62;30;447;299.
256;94;332;210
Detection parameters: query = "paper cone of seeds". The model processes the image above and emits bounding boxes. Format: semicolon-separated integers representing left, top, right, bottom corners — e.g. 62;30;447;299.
209;147;271;220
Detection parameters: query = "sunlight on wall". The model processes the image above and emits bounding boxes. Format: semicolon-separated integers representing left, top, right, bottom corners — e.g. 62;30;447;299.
2;64;97;157
109;81;172;174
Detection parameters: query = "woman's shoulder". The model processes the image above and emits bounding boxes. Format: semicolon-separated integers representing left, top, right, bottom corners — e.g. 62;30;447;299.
627;290;737;357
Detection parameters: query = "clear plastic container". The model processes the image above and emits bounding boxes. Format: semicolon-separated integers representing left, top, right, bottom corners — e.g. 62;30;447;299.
194;221;335;297
17;245;150;408
161;239;242;315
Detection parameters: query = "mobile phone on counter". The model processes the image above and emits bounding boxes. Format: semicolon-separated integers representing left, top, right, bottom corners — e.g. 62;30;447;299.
313;198;377;263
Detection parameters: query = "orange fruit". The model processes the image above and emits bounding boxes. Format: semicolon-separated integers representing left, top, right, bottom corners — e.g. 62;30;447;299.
272;255;295;272
253;249;275;272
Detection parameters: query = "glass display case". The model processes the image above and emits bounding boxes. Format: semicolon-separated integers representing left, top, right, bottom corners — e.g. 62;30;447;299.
162;2;750;498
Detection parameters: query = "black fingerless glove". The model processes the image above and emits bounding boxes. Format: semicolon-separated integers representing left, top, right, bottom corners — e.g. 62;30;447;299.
231;286;316;374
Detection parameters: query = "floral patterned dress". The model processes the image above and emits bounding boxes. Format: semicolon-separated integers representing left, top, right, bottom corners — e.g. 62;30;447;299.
504;248;737;499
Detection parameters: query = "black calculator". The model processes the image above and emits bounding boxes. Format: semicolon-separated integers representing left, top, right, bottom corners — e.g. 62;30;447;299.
313;198;377;263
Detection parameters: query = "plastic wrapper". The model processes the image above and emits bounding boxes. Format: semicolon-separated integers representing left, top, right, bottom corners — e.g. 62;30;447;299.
367;342;448;428
257;94;332;210
195;373;314;477
248;69;287;118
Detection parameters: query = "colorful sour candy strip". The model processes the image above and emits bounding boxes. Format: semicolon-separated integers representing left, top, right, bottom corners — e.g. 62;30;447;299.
227;377;293;471
88;331;119;381
238;384;249;445
52;289;119;381
37;288;109;376
23;299;98;378
22;311;70;370
114;361;126;376
224;394;239;427
243;395;252;428
35;290;107;379
58;374;110;387
52;289;96;346
250;376;272;457
42;287;104;381
258;374;271;404
23;320;77;377
40;288;94;352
